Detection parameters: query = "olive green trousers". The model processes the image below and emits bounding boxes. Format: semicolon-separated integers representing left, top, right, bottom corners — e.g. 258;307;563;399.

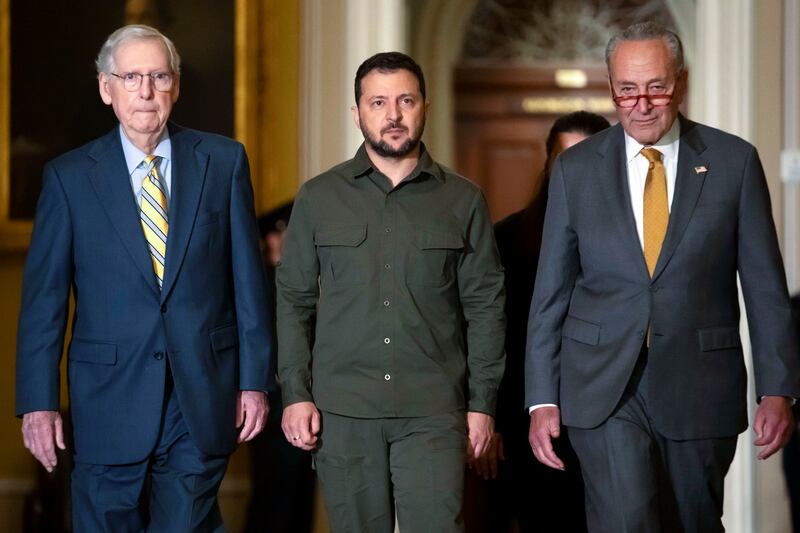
314;410;467;533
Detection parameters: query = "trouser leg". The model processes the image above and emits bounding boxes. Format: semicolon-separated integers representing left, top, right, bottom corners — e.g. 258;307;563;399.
314;412;394;533
654;431;737;533
568;396;662;533
71;459;149;533
146;377;228;533
389;411;466;533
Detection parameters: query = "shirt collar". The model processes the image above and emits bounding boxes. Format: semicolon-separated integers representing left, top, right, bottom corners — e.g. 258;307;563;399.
119;125;172;175
348;142;445;183
624;118;680;164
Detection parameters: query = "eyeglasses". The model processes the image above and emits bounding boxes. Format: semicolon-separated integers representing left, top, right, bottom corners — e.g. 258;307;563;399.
110;72;174;92
612;91;673;109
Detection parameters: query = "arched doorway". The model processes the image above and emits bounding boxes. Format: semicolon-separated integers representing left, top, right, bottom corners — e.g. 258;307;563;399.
452;0;676;222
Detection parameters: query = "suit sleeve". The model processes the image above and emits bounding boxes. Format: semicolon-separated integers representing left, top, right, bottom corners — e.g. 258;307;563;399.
736;146;800;398
524;157;581;409
458;189;506;416
229;144;276;392
275;185;319;406
15;162;73;416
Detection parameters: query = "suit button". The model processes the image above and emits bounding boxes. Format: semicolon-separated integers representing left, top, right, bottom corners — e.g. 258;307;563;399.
160;304;167;314
154;351;164;360
650;285;659;292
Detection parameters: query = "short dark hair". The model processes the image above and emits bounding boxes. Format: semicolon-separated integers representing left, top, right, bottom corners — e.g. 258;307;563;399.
545;111;611;159
605;21;684;74
354;52;426;104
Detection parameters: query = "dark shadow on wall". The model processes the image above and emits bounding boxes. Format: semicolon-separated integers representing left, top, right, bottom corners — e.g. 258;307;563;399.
9;0;234;220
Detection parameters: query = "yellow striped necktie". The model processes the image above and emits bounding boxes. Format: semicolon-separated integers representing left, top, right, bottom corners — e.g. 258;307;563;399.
139;155;168;290
641;147;668;277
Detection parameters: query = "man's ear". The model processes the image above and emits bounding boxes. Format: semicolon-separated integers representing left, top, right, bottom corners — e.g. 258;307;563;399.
98;74;113;105
675;69;689;104
351;105;361;129
171;74;180;104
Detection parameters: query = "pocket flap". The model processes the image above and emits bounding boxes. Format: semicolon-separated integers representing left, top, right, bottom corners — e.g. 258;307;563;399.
314;225;367;247
414;228;464;250
698;326;741;351
69;339;117;365
210;324;240;351
562;316;601;346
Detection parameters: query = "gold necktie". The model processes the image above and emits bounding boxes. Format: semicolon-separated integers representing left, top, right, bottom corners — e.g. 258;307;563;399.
139;155;168;289
641;147;668;277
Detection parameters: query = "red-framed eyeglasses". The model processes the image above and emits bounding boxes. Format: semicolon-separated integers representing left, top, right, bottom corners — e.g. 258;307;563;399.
611;92;674;109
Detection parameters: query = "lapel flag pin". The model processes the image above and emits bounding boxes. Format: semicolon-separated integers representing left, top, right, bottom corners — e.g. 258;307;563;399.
694;166;708;174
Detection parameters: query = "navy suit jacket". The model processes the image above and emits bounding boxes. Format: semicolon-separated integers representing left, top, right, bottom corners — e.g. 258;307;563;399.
525;116;800;440
15;124;275;464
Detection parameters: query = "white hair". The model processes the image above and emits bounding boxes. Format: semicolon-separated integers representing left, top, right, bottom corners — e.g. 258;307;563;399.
95;24;181;74
605;21;684;74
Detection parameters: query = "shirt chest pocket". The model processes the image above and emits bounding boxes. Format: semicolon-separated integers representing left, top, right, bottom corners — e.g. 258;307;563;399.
315;225;368;285
409;227;464;287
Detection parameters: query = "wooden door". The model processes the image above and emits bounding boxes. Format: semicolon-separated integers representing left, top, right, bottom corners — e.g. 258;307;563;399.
454;64;615;222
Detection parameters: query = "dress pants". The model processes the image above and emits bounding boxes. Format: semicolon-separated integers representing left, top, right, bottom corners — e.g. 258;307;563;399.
71;370;229;532
314;410;467;533
567;348;737;533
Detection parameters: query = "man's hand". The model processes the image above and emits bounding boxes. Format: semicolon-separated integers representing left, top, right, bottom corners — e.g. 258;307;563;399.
529;406;565;470
282;401;321;451
469;432;504;480
753;395;795;460
466;411;494;459
236;391;269;443
21;410;65;473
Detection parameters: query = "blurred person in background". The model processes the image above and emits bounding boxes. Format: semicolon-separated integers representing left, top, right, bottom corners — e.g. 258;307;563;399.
466;111;609;533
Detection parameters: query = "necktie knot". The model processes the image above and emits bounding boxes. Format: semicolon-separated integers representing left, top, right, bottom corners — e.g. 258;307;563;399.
640;147;663;166
143;154;161;174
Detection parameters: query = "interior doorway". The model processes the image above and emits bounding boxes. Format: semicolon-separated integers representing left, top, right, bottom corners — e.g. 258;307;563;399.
453;64;615;221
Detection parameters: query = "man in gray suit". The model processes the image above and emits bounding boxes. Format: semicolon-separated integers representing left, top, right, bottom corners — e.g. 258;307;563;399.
525;22;800;532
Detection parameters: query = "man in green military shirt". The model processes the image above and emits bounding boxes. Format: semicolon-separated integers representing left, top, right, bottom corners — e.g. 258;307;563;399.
276;52;506;532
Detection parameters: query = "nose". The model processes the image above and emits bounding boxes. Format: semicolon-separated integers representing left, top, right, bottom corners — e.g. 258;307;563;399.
634;94;653;113
386;101;402;122
138;75;154;98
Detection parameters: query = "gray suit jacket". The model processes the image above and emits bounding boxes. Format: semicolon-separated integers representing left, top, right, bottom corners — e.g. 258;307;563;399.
525;116;800;440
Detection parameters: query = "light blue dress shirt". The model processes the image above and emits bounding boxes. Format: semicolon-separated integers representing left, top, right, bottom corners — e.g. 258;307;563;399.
119;125;173;207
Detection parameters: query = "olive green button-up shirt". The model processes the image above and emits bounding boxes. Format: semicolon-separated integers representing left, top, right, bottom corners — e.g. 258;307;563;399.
276;143;505;418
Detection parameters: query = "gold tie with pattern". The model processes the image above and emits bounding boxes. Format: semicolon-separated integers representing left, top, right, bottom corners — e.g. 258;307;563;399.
641;147;668;277
140;155;168;289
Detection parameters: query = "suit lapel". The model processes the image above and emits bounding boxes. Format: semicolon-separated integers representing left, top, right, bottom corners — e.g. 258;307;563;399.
87;128;160;296
598;125;651;280
160;124;209;301
651;117;709;280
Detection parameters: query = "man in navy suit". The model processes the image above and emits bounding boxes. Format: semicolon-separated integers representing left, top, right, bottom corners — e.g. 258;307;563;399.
15;24;274;531
526;22;800;532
